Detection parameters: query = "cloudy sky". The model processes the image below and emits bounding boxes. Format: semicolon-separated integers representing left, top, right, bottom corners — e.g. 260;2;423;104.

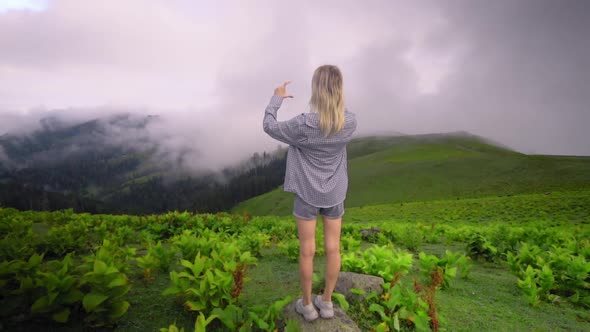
1;0;589;168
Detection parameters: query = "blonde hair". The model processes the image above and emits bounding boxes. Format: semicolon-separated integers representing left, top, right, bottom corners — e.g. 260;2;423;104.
309;65;345;138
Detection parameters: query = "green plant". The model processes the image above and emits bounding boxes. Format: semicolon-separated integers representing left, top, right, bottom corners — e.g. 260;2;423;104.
399;226;423;252
418;250;472;289
78;258;131;327
284;318;301;332
85;239;136;275
278;239;300;262
172;230;201;262
159;321;185;332
248;295;294;331
110;225;135;247
0;217;37;261
369;282;431;332
341;235;361;252
136;250;159;284
39;221;89;258
0;253;45;319
211;304;246;331
466;233;498;262
76;240;132;327
162;244;257;315
507;241;590;308
194;312;220;332
163;253;234;312
148;240;177;273
30;253;84;323
238;231;270;258
332;292;350;311
342;245;413;281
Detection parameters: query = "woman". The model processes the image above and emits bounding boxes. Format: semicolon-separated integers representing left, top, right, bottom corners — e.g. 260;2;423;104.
262;65;357;321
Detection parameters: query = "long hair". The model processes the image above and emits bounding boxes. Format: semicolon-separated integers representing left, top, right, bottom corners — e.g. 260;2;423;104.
309;65;345;138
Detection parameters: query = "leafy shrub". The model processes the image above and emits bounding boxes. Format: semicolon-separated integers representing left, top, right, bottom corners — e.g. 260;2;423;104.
78;255;131;327
399;226;423;252
419;250;472;289
148;240;177;273
507;241;590;308
342;245;413;281
238;230;271;258
278;239;300;263
38;220;89;258
367;282;431;332
162;243;257;315
84;239;136;276
466;233;498;262
110;225;135;247
247;295;294;331
0;217;37;261
0;253;45;319
341;235;361;252
29;253;83;323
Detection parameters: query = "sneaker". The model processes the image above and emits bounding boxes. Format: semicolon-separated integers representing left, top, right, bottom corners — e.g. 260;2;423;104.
295;298;319;321
313;295;334;318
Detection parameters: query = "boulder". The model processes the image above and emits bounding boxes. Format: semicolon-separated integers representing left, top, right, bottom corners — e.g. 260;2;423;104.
360;227;381;241
282;298;361;332
335;271;384;301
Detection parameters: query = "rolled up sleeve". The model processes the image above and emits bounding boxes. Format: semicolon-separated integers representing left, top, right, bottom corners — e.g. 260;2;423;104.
263;95;306;147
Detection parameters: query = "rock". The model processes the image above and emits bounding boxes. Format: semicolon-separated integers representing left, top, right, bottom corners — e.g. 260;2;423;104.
335;271;384;302
282;298;361;332
360;227;381;241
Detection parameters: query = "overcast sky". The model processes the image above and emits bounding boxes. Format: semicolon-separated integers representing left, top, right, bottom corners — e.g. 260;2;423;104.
1;0;589;168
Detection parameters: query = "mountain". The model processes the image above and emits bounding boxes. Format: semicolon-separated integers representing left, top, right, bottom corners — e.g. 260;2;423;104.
4;113;588;216
231;133;590;216
0;113;288;214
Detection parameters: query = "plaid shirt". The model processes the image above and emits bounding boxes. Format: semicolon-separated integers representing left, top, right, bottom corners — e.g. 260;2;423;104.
263;94;357;207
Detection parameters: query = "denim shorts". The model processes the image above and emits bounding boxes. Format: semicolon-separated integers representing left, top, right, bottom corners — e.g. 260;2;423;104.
293;194;345;220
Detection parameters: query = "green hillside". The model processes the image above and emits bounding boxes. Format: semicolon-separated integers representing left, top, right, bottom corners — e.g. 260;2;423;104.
232;133;590;216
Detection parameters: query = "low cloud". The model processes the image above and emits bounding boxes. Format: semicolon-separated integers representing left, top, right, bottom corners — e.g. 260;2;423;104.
0;0;588;171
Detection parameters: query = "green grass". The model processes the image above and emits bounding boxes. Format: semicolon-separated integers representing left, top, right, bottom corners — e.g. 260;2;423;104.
239;241;589;332
236;191;590;331
232;134;590;216
435;263;587;332
115;269;196;332
238;246;327;309
4;189;589;331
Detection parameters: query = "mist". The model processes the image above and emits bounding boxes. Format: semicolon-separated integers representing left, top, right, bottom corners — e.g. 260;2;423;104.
1;0;588;174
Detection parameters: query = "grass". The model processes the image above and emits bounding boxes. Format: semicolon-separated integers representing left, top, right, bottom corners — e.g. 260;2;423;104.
10;240;587;331
238;246;327;309
239;241;589;332
232;134;590;216
235;189;590;331
4;189;589;331
435;263;587;332
115;269;195;332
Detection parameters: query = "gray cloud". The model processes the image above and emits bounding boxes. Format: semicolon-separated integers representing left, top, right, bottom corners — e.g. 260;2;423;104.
422;0;590;154
0;0;588;173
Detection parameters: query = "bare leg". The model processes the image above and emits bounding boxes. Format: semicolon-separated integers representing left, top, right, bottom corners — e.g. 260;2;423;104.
322;215;342;302
296;217;317;306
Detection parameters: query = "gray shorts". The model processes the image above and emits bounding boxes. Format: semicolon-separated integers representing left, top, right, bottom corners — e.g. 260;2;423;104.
293;194;345;220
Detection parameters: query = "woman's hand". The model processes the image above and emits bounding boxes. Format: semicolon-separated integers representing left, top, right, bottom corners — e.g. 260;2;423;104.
274;81;294;98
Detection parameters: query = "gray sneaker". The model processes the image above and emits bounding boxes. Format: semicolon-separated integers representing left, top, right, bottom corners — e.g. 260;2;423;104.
295;298;319;321
313;295;334;318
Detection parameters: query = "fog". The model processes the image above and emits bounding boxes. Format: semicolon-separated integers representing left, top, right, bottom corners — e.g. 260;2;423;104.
1;0;588;173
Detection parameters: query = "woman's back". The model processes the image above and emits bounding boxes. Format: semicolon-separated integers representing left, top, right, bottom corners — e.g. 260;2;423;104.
286;108;356;207
262;65;354;321
262;65;356;207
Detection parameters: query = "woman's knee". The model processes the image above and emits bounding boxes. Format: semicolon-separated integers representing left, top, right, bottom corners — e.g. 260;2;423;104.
300;243;316;257
325;243;340;256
